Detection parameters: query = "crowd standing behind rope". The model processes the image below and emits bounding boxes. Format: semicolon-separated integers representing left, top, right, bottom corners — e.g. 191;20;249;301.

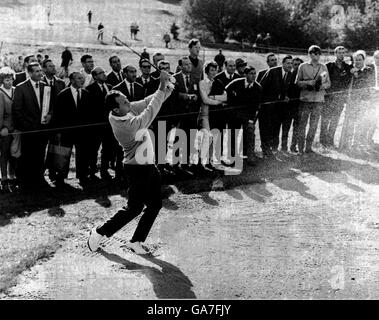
1;40;379;194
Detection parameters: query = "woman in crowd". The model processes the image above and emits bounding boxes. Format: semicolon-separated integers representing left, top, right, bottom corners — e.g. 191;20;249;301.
340;50;375;153
197;61;227;170
0;67;17;193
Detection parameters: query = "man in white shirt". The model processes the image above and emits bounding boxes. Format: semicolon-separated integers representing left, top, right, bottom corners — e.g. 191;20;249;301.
87;71;172;255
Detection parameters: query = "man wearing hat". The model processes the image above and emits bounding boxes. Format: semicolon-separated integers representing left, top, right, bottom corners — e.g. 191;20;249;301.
235;58;247;77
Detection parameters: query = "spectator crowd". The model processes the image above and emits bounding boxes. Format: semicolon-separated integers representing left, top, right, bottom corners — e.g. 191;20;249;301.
1;39;379;195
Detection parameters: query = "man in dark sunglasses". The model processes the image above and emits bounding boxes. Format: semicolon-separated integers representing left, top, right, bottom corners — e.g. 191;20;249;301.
136;59;159;97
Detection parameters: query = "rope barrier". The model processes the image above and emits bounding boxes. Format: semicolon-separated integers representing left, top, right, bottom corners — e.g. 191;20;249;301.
6;84;378;137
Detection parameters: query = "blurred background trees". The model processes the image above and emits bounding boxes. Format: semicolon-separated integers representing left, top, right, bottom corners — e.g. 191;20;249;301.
183;0;379;50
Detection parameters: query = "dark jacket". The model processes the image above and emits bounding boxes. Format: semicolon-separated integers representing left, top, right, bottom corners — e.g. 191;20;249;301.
51;87;91;144
106;70;124;88
257;68;268;84
136;75;160;97
225;78;261;119
13;79;53;132
43;75;66;95
260;66;292;103
350;65;375;101
326;61;353;93
13;71;27;87
112;80;145;102
173;71;200;116
86;81;112;123
214;71;241;89
288;69;301;100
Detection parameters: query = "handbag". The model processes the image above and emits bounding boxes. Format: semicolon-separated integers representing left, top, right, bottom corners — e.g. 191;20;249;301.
45;134;72;177
10;130;21;158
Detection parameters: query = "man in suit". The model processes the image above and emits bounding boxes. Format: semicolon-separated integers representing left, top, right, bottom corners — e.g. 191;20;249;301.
150;52;164;79
173;56;199;171
235;58;247;77
12;62;53;190
105;55;124;182
213;59;242;164
260;55;293;156
112;65;145;101
86;67;113;181
321;46;352;148
187;39;204;86
140;47;150;61
42;59;66;95
13;55;38;86
80;54;95;88
106;55;124;88
256;53;278;83
42;59;67;183
214;49;225;72
153;60;176;173
60;47;73;75
215;59;241;87
225;66;261;166
136;58;159;97
52;72;92;186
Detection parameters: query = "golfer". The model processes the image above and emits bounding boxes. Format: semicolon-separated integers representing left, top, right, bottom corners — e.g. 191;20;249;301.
87;71;173;254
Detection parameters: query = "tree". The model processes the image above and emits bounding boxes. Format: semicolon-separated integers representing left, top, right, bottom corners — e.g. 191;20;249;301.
255;0;293;47
343;2;379;50
184;0;256;43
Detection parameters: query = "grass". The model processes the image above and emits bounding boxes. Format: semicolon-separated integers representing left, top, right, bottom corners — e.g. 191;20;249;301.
0;243;60;293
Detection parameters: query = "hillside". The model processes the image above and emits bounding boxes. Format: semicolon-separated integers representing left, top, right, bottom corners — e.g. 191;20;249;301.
0;0;183;47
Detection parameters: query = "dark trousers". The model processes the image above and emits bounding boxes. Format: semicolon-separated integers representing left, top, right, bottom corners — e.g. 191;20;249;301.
228;108;257;158
177;115;198;164
320;93;345;147
97;164;162;242
75;141;90;180
210;112;228;159
79;127;101;177
258;102;276;154
100;125;116;175
273;101;300;151
296;101;323;152
18;131;49;187
88;135;101;176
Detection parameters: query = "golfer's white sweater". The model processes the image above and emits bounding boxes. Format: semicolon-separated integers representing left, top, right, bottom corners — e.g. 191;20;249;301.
109;87;172;165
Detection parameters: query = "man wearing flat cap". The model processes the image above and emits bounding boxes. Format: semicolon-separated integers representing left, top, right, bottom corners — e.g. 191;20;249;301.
235;58;248;77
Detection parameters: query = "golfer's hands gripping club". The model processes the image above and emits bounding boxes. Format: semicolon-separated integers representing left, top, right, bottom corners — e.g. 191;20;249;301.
159;70;176;90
